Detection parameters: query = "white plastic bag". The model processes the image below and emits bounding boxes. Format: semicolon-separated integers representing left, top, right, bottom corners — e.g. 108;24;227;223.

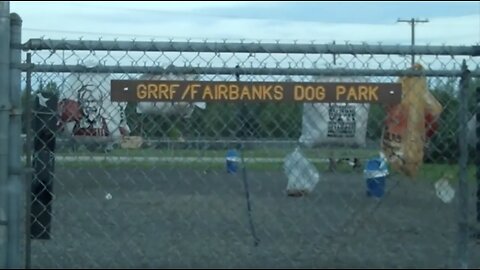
283;148;320;196
299;75;370;148
434;177;455;204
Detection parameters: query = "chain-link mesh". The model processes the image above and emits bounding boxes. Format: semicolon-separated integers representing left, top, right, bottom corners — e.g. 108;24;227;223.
18;38;480;268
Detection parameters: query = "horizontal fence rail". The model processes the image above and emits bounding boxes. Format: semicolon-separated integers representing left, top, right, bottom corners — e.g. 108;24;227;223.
14;64;480;77
20;39;480;56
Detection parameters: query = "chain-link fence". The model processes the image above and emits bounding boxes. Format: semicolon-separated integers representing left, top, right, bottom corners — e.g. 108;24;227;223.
3;4;480;269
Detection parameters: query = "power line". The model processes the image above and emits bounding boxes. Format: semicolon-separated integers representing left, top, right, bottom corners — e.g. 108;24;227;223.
397;18;429;67
22;27;181;39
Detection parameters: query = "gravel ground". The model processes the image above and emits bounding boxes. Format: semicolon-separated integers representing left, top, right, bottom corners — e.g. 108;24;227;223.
25;167;480;269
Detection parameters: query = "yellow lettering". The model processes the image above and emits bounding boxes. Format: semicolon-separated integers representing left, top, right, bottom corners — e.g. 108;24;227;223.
203;85;214;100
305;86;315;101
347;86;358;101
315;86;325;100
358;85;368;101
158;84;169;100
263;85;273;100
230;84;239;100
369;86;378;101
274;85;283;100
214;85;220;100
147;84;158;99
136;83;385;103
191;84;201;99
252;85;262;100
240;86;251;100
137;84;147;99
181;85;190;100
336;85;346;100
170;84;179;100
218;84;228;100
294;85;304;101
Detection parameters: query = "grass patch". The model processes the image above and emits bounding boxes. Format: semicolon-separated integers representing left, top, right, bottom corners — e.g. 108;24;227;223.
38;146;476;183
56;147;379;160
53;157;474;183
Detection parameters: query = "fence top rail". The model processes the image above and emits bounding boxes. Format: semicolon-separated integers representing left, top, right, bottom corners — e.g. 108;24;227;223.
21;38;480;56
19;64;480;77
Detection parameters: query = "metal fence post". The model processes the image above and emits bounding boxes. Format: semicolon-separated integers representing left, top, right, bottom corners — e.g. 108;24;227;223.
7;11;23;269
24;53;32;269
477;86;480;225
0;2;10;268
457;59;471;269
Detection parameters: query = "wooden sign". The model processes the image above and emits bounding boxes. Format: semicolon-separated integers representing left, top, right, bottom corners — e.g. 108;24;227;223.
111;80;402;104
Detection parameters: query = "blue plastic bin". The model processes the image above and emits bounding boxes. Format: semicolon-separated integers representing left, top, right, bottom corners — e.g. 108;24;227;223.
364;158;388;198
226;149;240;174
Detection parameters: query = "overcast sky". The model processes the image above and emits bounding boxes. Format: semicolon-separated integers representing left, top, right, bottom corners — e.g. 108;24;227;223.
8;1;480;45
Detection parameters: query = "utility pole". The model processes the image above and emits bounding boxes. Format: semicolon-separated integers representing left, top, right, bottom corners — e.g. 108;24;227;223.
332;40;336;65
397;18;429;67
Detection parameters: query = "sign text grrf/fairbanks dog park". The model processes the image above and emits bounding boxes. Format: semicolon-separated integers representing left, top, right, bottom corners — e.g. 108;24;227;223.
111;80;402;104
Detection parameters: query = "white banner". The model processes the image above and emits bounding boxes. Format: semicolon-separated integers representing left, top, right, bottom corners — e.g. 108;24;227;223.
299;74;370;147
58;72;130;141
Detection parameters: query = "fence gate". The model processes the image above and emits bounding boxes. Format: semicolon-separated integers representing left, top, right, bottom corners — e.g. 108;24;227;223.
3;4;480;269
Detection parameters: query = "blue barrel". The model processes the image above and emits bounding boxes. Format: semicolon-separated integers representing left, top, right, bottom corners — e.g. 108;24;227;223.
364;158;388;198
226;149;240;174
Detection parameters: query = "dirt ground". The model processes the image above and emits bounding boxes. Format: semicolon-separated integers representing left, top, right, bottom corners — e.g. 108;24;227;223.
25;167;480;269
